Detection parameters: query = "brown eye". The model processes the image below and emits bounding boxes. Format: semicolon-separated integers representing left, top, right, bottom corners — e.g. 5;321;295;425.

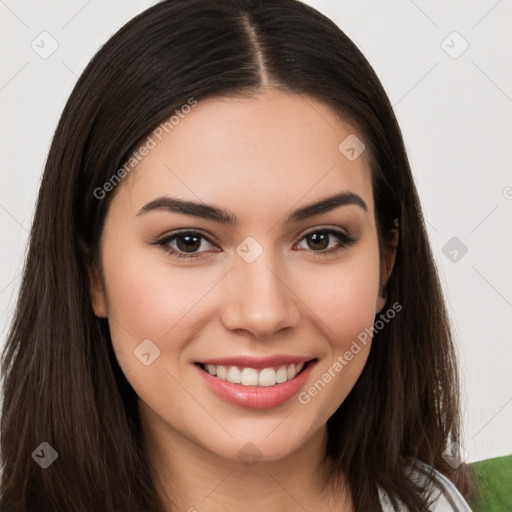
296;229;357;254
155;230;219;259
175;234;202;253
304;231;330;250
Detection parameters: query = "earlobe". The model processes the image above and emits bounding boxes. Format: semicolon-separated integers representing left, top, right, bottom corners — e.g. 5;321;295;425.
376;221;399;313
376;291;387;315
89;267;108;318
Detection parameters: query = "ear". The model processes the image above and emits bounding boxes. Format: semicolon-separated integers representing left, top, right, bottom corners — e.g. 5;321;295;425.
376;220;399;313
89;266;108;318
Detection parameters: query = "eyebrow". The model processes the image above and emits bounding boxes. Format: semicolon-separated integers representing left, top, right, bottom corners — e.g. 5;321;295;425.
136;191;368;224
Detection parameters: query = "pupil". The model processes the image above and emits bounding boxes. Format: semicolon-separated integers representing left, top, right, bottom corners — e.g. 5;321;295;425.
307;232;328;250
177;235;200;252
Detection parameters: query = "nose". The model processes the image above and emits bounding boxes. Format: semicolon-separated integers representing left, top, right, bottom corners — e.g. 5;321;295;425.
220;252;301;340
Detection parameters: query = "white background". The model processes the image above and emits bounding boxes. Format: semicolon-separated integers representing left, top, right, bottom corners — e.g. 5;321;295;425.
1;0;511;463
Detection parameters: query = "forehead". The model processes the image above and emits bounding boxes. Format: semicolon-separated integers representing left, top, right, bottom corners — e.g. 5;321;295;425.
112;91;374;221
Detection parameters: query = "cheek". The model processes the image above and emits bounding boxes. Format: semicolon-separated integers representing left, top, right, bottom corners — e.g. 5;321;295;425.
295;246;381;349
329;268;380;348
99;248;224;421
103;249;218;335
100;241;227;375
290;246;380;412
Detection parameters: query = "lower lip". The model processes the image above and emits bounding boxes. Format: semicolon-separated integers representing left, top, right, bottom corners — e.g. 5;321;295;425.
194;360;317;409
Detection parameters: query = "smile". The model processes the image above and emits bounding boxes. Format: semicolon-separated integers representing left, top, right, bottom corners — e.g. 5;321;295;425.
196;360;313;387
194;358;318;409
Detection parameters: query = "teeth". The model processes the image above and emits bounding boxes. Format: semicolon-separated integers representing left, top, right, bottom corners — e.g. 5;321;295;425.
202;362;308;387
216;365;227;380
226;366;241;384
241;368;258;386
259;367;277;386
275;366;288;384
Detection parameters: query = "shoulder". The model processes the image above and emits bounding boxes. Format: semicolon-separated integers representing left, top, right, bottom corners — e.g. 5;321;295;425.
378;460;473;511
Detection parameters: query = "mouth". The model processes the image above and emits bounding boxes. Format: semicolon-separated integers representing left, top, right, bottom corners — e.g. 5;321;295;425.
194;358;318;387
194;357;319;409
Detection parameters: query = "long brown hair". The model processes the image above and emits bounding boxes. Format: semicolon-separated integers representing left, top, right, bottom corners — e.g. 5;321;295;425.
1;0;474;510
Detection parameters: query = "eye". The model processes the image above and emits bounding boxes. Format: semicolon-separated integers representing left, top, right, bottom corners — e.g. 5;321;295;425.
154;230;219;259
153;227;357;260
295;228;357;255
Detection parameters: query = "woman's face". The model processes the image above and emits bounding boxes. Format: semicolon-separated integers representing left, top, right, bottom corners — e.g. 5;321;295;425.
91;91;392;464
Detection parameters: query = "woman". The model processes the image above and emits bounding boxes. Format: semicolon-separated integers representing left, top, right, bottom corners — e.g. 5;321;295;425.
0;0;475;510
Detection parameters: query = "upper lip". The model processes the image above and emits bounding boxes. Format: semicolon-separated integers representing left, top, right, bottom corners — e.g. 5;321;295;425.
196;354;316;370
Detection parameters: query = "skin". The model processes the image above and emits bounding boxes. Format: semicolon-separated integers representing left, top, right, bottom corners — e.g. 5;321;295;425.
90;90;397;512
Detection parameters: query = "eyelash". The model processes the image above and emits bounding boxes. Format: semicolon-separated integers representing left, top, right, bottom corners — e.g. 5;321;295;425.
153;228;358;260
